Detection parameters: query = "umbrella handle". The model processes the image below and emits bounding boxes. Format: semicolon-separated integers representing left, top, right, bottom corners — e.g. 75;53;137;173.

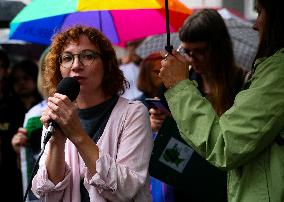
165;45;173;54
164;0;173;54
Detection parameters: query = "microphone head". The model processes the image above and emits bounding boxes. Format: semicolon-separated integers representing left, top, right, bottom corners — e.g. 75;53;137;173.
56;77;80;101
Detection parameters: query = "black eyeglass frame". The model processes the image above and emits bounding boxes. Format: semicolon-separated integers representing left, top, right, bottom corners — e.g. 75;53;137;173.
59;50;101;69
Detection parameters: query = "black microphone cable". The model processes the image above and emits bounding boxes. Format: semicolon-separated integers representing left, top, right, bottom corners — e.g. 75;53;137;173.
23;129;53;202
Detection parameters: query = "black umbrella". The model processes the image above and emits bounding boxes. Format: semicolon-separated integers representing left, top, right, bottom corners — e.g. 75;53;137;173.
136;8;258;70
0;28;47;61
0;0;26;28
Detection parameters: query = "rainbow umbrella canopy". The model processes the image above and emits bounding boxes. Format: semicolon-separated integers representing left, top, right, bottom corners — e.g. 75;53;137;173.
9;0;191;46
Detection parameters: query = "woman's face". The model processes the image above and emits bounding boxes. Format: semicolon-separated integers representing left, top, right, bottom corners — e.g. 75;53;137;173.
13;69;37;96
180;41;209;75
59;35;105;95
253;0;267;37
151;59;163;88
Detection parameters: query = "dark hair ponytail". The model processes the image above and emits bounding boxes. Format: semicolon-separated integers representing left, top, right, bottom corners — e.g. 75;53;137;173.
255;0;284;59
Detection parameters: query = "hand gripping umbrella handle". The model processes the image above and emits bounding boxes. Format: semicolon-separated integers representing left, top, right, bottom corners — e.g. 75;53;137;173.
165;44;173;54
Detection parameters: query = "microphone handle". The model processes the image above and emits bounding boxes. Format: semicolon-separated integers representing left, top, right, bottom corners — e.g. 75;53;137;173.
43;122;55;144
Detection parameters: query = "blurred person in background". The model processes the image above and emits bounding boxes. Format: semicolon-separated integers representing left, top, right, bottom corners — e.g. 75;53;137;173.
120;40;143;66
0;49;25;201
9;59;43;111
136;52;164;104
12;48;49;156
158;1;284;201
136;51;174;202
6;58;43;201
119;40;144;100
151;9;245;201
31;26;153;201
11;48;49;202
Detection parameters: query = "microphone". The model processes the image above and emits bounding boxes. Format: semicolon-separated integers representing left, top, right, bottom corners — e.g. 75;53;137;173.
43;77;80;144
23;77;80;202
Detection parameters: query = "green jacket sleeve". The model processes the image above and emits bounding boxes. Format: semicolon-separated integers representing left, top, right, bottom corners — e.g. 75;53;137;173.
165;50;284;170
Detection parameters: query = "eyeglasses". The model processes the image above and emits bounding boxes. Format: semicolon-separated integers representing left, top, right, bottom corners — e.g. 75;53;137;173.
59;50;100;69
177;45;208;60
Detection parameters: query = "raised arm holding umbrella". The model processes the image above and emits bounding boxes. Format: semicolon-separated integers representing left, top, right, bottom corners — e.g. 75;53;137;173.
158;0;284;201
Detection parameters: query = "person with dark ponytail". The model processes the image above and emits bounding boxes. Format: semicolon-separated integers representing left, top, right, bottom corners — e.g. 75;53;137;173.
151;9;245;201
158;1;284;201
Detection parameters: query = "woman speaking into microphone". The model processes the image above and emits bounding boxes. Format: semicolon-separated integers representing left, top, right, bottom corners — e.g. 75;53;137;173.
31;26;153;202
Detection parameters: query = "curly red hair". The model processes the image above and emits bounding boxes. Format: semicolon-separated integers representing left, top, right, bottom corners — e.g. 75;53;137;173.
44;25;128;96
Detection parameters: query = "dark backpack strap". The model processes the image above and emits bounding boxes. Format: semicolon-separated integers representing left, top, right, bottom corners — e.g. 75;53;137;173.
92;96;119;143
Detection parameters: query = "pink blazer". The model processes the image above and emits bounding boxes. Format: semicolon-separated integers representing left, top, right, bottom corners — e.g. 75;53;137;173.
32;97;153;202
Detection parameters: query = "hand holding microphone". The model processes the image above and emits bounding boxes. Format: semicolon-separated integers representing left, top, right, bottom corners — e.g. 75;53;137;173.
42;77;80;144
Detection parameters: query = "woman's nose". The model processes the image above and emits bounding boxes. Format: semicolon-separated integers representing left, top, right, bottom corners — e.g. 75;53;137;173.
71;56;83;70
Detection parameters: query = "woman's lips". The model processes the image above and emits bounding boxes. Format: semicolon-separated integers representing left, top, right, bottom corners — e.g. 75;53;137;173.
73;76;84;81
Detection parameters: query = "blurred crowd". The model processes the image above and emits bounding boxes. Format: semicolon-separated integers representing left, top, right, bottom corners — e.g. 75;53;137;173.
0;48;43;201
1;0;284;201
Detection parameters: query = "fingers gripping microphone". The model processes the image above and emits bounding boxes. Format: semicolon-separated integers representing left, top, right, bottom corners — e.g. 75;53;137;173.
43;77;80;144
23;77;80;202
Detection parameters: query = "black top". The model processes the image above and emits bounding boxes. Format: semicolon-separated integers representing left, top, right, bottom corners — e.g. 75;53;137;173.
78;96;118;202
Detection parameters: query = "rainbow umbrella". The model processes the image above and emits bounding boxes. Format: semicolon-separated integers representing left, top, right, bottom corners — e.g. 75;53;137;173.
9;0;191;46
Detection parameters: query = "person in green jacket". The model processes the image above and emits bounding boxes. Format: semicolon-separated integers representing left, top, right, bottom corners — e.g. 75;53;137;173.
158;0;284;201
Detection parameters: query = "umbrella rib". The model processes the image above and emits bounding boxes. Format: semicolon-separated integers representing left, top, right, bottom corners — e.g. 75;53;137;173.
107;11;120;45
99;11;103;32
